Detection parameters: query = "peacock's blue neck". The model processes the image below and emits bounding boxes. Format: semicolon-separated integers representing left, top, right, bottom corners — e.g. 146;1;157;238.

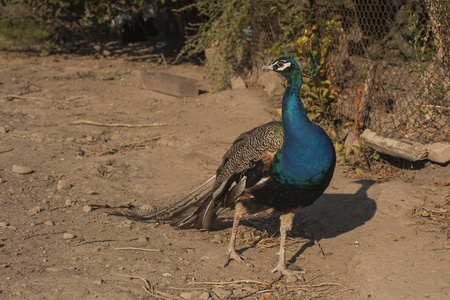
281;72;310;138
272;71;334;185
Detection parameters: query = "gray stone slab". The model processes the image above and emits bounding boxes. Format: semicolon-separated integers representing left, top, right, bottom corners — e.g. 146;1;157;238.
141;71;198;97
361;129;427;161
427;142;450;164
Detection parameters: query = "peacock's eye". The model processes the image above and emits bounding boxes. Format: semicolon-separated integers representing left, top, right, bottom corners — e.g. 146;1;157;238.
277;62;284;68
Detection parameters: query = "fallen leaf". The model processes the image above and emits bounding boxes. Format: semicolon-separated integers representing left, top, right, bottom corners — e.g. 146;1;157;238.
416;210;430;217
433;180;449;187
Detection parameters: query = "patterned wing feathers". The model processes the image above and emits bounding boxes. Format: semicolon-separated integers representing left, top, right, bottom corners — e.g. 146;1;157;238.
171;121;283;230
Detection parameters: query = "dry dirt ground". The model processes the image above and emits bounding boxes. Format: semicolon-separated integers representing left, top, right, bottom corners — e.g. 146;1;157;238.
0;50;449;300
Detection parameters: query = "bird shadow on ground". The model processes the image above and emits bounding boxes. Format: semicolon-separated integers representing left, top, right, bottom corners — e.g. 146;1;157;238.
288;179;377;265
210;179;377;261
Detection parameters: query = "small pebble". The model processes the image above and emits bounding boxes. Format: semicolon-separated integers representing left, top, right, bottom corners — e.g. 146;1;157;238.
285;274;299;283
0;221;9;228
12;165;33;174
63;233;76;240
118;220;133;228
200;292;210;300
44;221;54;226
212;287;231;298
211;234;223;244
65;199;73;206
147;222;159;228
162;273;173;277
43;259;48;263
57;180;72;191
140;204;153;211
137;236;148;243
45;267;60;272
27;206;42;216
180;291;202;300
233;288;244;297
82;205;92;213
94;278;104;285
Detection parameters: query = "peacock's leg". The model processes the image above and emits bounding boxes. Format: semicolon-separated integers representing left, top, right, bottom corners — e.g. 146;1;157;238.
224;202;253;267
271;209;304;280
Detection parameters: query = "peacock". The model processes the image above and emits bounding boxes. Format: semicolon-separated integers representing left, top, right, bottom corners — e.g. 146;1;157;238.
118;54;336;279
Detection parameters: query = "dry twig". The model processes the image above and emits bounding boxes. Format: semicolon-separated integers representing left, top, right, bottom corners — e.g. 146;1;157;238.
117;274;181;300
4;95;48;101
314;240;326;258
118;130;177;147
160;52;168;68
69;120;170;127
0;148;13;154
256;236;307;249
4;94;86;101
188;279;270;286
83;130;177;156
298;282;344;288
62;96;86;101
114;247;160;252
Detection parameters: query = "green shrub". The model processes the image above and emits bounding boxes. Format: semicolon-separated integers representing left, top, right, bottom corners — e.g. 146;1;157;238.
0;4;48;46
176;0;253;90
1;0;145;47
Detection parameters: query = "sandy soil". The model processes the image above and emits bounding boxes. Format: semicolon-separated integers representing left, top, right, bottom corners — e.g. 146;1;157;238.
0;50;449;300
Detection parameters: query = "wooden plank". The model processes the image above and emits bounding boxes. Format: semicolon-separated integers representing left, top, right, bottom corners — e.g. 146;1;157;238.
361;129;427;161
141;72;198;98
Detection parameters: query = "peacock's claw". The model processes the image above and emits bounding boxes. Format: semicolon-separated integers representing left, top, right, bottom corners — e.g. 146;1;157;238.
224;250;254;268
271;264;305;281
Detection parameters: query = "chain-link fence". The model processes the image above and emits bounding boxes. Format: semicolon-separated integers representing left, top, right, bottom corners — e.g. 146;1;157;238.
250;0;449;145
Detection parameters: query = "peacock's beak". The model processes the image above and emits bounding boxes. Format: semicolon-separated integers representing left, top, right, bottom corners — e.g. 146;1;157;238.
262;63;274;71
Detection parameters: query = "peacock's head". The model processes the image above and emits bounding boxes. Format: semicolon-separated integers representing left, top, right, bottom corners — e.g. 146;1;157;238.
262;56;300;78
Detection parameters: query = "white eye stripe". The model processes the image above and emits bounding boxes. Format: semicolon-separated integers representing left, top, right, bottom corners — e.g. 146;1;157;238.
276;62;291;71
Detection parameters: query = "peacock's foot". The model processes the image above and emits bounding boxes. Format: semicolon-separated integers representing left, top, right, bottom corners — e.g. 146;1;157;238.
223;250;254;268
271;264;305;282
